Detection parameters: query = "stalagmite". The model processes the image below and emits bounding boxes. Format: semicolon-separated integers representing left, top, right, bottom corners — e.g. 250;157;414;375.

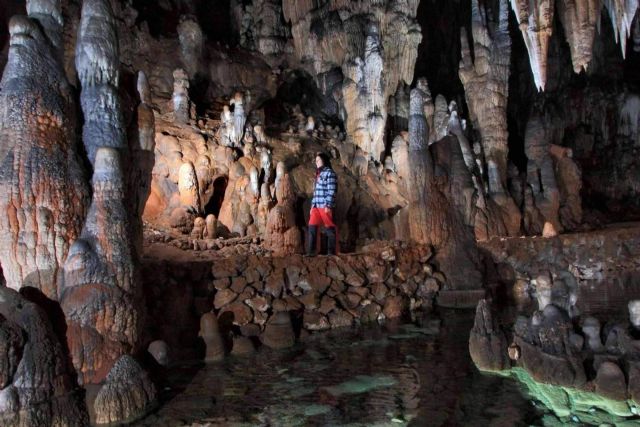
0;2;90;298
231;92;247;147
75;0;124;164
509;0;554;91
61;148;143;385
283;0;422;160
172;68;192;124
264;163;303;255
460;0;521;237
0;287;90;425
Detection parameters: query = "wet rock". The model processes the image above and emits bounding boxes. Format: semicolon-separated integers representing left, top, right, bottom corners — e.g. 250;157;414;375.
147;340;170;367
231;336;255;356
94;355;157;425
469;300;509;371
383;296;408;319
261;312;295;349
199;312;225;362
595;361;627;401
319;296;337;315
329;310;354;329
303;312;331;331
361;302;382;322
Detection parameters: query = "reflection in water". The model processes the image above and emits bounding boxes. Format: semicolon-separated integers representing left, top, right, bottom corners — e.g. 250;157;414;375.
137;310;545;426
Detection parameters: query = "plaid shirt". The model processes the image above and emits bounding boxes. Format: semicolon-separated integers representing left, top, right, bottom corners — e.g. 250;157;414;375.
311;167;337;208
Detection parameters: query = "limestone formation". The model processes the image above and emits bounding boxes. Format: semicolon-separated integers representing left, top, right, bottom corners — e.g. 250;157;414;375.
0;287;89;426
147;340;170;366
265;163;303;255
509;0;554;91
76;0;125;165
469;299;509;371
283;0;422;160
231;92;247;147
93;355;157;425
557;0;601;73
60;148;143;384
205;214;218;239
261;311;295;349
602;0;639;58
404;80;482;290
177;15;204;78
460;0;521;237
199;312;225;362
172;68;192;124
131;70;156;255
0;4;90;299
234;0;289;58
178;161;201;211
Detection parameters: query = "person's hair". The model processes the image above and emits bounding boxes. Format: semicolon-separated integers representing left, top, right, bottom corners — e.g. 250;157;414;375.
315;152;332;169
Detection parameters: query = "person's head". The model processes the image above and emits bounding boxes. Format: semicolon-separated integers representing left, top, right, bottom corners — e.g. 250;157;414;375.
315;152;331;169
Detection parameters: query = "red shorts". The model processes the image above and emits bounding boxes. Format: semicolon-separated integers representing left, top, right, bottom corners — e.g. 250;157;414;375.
309;207;336;227
308;207;339;253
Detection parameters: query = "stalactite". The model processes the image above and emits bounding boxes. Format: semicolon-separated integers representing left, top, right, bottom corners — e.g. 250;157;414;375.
558;0;602;73
509;0;555;91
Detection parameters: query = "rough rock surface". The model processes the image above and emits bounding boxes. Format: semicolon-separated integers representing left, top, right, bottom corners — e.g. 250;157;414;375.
60;148;143;385
0;287;89;427
0;3;89;299
283;0;422;160
469;299;509;371
93;355;157;425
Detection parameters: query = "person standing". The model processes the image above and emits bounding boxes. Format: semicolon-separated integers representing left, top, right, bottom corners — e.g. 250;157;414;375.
307;152;338;256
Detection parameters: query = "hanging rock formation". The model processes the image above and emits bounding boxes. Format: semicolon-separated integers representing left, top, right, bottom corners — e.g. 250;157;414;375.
0;1;90;299
0;287;89;426
283;0;422;160
602;0;639;57
557;0;601;73
509;0;555;91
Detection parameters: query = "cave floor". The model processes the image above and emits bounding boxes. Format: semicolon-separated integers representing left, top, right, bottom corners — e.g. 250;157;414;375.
134;310;544;427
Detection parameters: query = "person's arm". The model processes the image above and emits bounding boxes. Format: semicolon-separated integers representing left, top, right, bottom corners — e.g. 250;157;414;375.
325;170;337;208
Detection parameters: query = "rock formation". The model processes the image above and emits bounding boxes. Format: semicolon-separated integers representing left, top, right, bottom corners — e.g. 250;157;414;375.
283;0;422;160
0;287;89;426
469;299;509;371
60;148;143;385
93;355;157;425
75;0;124;165
460;0;521;238
264;162;303;255
172;68;192;124
0;2;90;299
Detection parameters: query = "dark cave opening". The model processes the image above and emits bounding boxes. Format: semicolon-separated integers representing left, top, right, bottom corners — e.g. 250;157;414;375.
204;176;228;218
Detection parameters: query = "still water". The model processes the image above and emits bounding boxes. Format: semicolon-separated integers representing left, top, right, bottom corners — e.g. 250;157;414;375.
135;310;556;426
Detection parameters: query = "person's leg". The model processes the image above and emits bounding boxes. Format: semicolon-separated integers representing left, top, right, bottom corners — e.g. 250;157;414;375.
307;208;322;256
319;209;338;255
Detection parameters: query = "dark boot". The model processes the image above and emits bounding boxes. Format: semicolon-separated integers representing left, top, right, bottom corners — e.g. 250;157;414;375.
306;225;318;256
326;227;337;255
